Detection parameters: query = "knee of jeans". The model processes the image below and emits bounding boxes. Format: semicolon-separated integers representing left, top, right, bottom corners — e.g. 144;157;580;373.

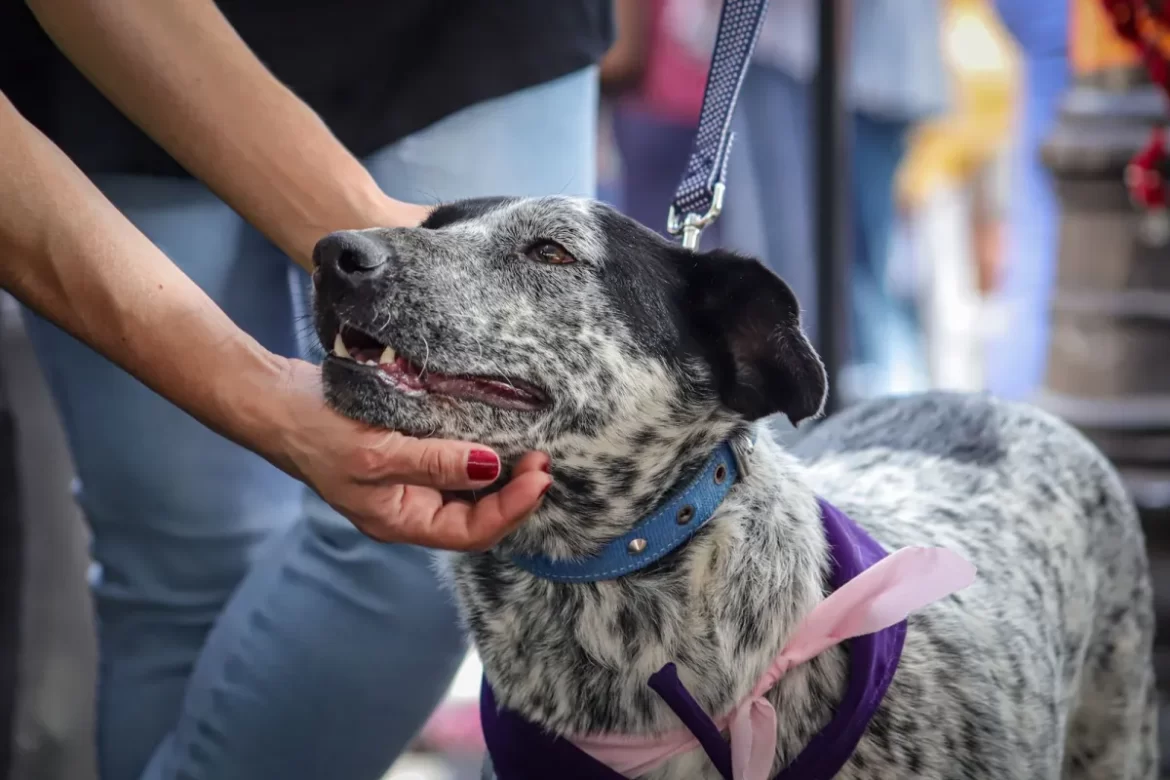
299;496;462;630
90;516;293;619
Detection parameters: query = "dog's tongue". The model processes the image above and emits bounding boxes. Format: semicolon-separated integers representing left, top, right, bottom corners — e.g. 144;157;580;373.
378;356;542;410
426;375;541;410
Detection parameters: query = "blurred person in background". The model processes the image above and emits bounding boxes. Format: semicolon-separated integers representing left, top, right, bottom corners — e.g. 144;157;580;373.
0;1;610;779
595;0;641;211
895;0;1019;392
601;0;716;239
983;0;1070;401
688;0;949;403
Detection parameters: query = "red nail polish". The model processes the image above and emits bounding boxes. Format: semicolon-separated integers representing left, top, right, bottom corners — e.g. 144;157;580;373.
467;449;500;482
539;480;552;499
541;461;552;474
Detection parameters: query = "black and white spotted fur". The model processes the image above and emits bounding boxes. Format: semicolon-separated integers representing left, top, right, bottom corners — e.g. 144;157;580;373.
312;196;1157;779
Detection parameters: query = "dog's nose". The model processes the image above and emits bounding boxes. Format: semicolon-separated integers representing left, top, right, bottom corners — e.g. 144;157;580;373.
313;231;393;280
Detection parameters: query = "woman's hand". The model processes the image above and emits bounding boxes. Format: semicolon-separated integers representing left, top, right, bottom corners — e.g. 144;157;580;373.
267;358;552;550
1;90;547;553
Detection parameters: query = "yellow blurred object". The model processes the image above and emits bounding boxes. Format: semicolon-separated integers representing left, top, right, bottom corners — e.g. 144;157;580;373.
896;0;1020;211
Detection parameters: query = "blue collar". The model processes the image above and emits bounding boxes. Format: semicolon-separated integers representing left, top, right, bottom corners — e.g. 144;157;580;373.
508;429;758;583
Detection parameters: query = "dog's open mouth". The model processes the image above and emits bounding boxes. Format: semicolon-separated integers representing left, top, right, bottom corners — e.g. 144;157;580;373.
328;324;549;412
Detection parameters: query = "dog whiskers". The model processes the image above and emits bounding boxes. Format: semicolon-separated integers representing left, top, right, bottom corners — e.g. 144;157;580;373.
420;336;431;381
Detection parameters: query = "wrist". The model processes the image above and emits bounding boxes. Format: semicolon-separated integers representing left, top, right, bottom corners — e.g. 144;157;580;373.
288;188;432;272
213;343;302;473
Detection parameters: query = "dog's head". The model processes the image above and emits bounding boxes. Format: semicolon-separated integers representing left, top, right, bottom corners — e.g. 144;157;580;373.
312;197;825;550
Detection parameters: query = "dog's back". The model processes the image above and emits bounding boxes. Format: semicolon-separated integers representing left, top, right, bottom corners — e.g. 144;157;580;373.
791;390;1157;779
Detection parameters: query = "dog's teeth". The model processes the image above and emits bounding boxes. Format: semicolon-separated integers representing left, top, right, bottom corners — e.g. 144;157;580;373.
363;359;376;366
333;333;350;359
379;346;397;364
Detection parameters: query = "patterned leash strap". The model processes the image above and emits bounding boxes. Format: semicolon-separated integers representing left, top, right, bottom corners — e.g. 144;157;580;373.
667;0;771;249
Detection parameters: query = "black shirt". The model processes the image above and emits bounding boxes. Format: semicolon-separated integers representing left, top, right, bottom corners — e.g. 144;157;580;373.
1;0;613;177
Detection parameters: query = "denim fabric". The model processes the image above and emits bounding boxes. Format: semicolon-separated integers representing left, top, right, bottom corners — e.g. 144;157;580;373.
984;0;1069;401
719;64;924;402
21;66;598;780
849;112;924;398
719;65;817;343
611;106;708;240
0;354;19;780
748;0;950;122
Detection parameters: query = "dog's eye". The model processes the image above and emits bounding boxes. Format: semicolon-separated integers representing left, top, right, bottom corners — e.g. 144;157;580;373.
525;241;576;265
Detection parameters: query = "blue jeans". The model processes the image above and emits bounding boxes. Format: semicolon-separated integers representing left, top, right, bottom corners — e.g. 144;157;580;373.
720;64;922;400
720;65;817;343
611;106;716;243
985;0;1069;401
849;112;925;399
22;67;597;780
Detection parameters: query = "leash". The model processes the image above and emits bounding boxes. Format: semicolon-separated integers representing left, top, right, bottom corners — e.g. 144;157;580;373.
666;0;771;249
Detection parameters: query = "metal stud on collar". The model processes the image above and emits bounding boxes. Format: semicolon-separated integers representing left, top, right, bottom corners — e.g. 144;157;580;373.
628;538;648;555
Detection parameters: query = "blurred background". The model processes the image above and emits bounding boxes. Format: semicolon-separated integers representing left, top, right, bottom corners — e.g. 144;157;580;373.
6;0;1170;778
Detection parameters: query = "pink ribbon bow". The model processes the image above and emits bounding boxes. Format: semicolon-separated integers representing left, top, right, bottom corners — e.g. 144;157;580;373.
571;546;977;780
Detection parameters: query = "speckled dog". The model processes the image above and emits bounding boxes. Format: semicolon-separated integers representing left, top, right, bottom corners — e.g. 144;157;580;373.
311;196;1157;779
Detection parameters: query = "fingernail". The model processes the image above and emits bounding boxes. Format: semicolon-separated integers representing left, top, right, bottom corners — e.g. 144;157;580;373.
541;460;552;474
538;479;553;499
467;449;501;482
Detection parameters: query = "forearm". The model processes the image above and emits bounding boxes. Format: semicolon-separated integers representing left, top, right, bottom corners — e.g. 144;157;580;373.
599;0;650;95
26;0;398;271
0;93;286;459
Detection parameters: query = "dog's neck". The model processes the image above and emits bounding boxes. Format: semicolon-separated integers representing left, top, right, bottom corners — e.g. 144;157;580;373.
500;414;746;562
445;428;845;766
507;432;754;583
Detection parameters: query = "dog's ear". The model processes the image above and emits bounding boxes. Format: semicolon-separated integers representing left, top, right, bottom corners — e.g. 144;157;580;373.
680;248;827;424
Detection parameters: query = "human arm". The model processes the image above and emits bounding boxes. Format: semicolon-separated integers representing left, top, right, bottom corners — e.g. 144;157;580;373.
25;0;428;272
0;92;551;550
972;150;1008;296
600;0;651;95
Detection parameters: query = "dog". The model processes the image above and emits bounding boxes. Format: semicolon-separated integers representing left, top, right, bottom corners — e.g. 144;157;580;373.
311;195;1157;779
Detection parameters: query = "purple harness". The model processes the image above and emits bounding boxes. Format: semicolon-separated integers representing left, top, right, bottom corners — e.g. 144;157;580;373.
480;498;906;780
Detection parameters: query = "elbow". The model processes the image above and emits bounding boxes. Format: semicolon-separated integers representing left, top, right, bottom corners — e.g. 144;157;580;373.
600;54;648;97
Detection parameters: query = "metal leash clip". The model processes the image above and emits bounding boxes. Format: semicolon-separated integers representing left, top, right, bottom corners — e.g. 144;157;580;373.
666;182;726;250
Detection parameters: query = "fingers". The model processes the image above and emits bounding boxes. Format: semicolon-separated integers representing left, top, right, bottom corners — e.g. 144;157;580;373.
356;427;554;493
427;468;553;551
512;449;552;477
357;433;505;491
355;463;552;551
